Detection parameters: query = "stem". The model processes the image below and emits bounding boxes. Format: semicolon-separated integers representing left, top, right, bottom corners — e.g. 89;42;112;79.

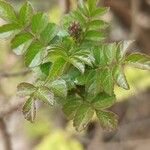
131;0;141;39
0;118;12;150
0;69;30;78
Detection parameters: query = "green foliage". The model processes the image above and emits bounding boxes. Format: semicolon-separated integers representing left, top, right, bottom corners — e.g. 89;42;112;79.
19;1;34;26
0;23;21;38
31;12;49;34
0;1;17;22
96;110;118;131
11;32;33;55
92;92;116;109
73;103;94;131
125;53;150;70
22;97;36;123
0;0;150;132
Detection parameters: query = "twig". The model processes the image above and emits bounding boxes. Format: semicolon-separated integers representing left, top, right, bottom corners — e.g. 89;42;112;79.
0;69;31;78
0;118;12;150
59;0;71;14
65;0;71;14
0;99;25;118
131;0;141;38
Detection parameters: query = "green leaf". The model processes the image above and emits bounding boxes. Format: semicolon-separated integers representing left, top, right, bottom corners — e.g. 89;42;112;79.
100;68;114;95
89;20;109;30
93;44;116;66
71;10;86;26
125;53;150;70
40;62;52;77
31;12;49;34
47;79;67;98
78;1;89;17
33;62;52;80
70;58;85;74
74;55;94;67
113;65;129;90
17;82;36;97
11;32;33;55
40;23;57;45
87;81;98;96
73;104;94;131
45;47;68;63
104;43;117;65
86;70;100;96
85;30;105;41
25;41;44;67
87;0;97;13
0;23;21;39
93;46;107;66
63;98;81;120
22;97;36;122
116;40;133;61
19;1;34;26
91;7;109;17
62;14;72;31
64;67;80;89
72;50;94;67
47;57;66;81
96;110;118;131
36;86;54;105
92;93;116;110
0;1;17;22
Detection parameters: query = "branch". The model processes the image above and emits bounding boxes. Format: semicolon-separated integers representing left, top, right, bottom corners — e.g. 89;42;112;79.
0;69;31;78
59;0;71;14
65;0;71;14
0;99;25;118
131;0;141;38
0;118;12;150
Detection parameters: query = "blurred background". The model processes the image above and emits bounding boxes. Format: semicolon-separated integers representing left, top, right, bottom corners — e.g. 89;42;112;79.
0;0;150;150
